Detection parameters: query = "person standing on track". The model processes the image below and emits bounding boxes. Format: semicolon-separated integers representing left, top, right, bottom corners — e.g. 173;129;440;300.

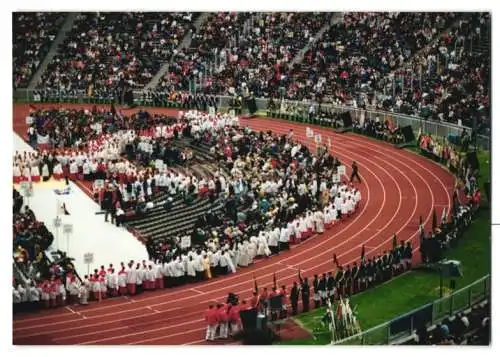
290;281;299;315
300;277;310;313
205;305;218;342
350;161;361;183
217;303;229;339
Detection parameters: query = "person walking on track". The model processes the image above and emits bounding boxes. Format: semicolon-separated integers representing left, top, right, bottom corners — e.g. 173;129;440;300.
350;161;361;183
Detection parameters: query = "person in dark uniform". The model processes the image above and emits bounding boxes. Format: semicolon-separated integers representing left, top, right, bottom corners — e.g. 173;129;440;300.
290;282;299;315
335;266;345;297
102;186;114;223
312;274;320;309
326;271;335;303
344;265;352;296
404;242;413;269
300;277;310;313
350;161;361;183
351;262;359;294
318;273;327;306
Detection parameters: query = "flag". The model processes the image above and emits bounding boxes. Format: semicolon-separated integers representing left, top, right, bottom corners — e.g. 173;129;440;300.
360;245;365;264
441;207;447;225
432;208;437;232
273;272;277;290
419;216;425;245
392;234;397;250
253;274;258;293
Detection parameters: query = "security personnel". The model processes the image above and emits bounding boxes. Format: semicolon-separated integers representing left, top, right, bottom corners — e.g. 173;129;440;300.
290;281;299;315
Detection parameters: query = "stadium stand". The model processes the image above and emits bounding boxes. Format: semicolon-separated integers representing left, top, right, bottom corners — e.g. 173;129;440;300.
13;12;66;89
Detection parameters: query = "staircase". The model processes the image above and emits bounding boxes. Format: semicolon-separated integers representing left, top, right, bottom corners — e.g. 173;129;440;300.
471;28;490;56
27;12;79;90
144;12;211;91
290;12;342;67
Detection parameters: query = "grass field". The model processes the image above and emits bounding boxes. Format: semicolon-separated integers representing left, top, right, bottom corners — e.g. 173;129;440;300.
279;149;491;345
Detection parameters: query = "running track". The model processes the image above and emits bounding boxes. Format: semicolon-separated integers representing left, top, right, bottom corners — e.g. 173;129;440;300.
12;104;455;345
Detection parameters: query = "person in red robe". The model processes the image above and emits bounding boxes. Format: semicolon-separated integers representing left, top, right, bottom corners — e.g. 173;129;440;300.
204;305;218;341
217;303;229;339
250;291;260;309
228;302;241;337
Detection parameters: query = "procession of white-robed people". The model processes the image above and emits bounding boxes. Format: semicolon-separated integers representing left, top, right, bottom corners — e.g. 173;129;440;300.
13;108;362;312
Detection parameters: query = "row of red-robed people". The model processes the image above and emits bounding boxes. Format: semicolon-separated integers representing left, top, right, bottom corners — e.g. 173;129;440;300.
204;286;289;341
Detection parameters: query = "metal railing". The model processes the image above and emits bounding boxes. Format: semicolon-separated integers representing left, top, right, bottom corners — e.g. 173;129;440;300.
13;89;490;151
331;274;490;345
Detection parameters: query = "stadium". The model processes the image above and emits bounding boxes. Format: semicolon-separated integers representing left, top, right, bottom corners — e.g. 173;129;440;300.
12;9;491;346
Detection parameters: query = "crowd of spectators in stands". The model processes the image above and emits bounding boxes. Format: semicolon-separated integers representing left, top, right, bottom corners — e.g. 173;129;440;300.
36;12;196;97
408;302;490;345
384;13;490;133
18;12;490;132
13;12;66;89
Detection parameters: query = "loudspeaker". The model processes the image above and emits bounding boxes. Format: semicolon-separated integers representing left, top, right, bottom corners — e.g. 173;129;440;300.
240;308;258;331
484;182;490;203
466;152;479;171
401;125;415;143
341;112;352;127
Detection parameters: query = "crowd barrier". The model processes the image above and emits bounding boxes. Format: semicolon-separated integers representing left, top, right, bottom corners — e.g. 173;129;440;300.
328;274;490;345
13;89;489;152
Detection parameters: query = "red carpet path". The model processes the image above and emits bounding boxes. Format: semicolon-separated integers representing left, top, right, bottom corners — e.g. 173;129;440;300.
12;104;454;345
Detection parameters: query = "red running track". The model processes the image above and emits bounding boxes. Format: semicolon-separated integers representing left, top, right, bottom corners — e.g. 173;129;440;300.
12;104;455;345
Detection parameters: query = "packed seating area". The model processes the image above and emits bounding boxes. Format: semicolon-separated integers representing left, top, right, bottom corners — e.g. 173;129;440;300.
386;13;490;133
288;13;455;103
15;12;490;131
13;12;66;89
37;12;196;96
159;12;332;98
158;12;253;94
403;301;490;345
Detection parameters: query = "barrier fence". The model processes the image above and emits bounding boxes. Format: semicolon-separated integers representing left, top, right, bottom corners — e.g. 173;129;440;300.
13;89;489;152
327;274;490;345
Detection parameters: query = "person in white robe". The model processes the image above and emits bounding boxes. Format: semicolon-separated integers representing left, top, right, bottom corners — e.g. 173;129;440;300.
22;166;31;181
187;256;197;282
258;232;272;256
13;164;22;183
118;270;127;295
237;242;248;267
340;199;349;219
174;257;185;286
135;263;144;294
79;282;89;305
42;163;50;181
58;281;67;305
314;210;325;233
147;265;156;290
267;228;279;255
52;162;63;180
223;251;237;274
279;225;290;251
298;216;308;240
126;264;137;295
31;163;40;182
107;270;118;297
195;253;205;281
28;282;41;309
248;237;258;261
210;250;220;277
153;261;163;290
